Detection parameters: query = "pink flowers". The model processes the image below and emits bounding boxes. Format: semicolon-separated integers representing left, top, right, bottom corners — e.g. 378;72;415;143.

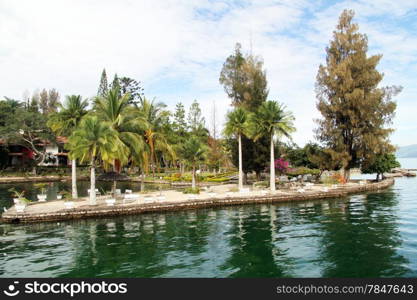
275;158;289;174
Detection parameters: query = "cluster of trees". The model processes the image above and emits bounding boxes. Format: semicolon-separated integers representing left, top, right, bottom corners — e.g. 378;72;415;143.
0;69;230;202
220;44;295;191
249;9;401;182
221;9;401;184
55;70;230;203
0;94;57;167
0;9;403;202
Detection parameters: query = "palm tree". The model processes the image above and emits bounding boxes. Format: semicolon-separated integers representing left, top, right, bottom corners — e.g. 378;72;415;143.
249;101;295;191
94;87;149;193
181;136;206;189
67;116;120;205
224;108;248;191
47;95;88;199
94;87;147;169
137;97;175;177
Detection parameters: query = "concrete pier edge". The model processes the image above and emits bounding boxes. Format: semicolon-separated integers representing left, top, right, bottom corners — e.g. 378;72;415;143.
1;178;394;224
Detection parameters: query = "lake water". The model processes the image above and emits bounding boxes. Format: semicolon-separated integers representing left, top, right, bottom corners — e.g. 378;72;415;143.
0;159;416;277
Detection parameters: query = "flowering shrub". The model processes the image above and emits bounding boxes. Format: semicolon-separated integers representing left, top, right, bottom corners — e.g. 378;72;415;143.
274;158;289;174
331;173;347;184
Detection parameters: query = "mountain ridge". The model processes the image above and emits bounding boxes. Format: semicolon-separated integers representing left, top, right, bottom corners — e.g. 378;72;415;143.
397;144;417;158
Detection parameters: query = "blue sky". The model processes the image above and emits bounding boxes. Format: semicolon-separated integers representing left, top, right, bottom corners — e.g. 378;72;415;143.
1;0;416;147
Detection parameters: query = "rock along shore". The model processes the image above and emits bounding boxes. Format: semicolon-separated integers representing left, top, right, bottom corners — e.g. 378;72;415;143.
1;178;394;224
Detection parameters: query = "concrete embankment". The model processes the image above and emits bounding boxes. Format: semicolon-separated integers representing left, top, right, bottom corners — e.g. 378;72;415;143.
384;168;416;178
1;179;394;224
0;175;75;184
0;175;169;184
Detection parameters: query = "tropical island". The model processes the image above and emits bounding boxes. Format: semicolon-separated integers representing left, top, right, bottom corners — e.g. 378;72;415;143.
0;10;407;223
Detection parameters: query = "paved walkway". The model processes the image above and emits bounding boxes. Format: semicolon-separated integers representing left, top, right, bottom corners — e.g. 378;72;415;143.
1;179;394;224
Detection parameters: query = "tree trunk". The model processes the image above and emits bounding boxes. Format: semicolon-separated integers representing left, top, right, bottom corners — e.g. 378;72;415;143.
238;133;243;191
376;173;380;182
243;172;248;185
343;168;351;182
114;159;121;173
112;180;117;197
270;133;276;191
141;171;145;192
151;151;156;178
192;164;196;189
71;159;78;199
90;159;96;205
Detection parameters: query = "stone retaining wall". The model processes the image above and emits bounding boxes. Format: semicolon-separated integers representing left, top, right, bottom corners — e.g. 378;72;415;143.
1;179;394;224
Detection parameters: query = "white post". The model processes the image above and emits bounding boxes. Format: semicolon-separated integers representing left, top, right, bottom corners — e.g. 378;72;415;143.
238;133;243;191
270;133;276;191
71;159;78;199
141;171;145;192
90;160;96;205
192;165;196;189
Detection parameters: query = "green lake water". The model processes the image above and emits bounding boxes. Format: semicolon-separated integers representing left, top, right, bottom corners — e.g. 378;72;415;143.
0;158;416;277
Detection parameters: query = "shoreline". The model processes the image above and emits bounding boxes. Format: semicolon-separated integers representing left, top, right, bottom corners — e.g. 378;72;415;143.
1;178;394;224
0;175;215;186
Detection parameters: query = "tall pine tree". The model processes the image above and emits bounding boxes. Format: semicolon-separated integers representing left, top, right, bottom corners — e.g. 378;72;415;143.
187;100;206;134
219;43;270;181
315;10;401;179
119;76;144;104
97;69;109;97
111;74;121;97
173;102;187;134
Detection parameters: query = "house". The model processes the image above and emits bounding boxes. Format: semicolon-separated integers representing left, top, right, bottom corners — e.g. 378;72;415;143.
0;136;70;167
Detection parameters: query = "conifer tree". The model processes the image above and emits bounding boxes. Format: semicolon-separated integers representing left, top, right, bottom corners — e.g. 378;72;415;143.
173;102;187;134
48;88;60;113
119;76;143;104
315;9;401;179
39;89;59;114
29;90;40;112
97;68;109;97
219;43;268;111
39;89;49;114
187;100;205;132
111;74;121;97
219;43;270;181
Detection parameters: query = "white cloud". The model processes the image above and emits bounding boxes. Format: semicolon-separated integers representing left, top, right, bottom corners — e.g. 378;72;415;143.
0;0;416;146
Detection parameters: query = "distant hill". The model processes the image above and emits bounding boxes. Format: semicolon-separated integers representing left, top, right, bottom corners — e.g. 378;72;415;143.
397;144;417;158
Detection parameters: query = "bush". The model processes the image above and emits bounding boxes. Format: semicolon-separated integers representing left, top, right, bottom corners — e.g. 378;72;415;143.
163;176;182;182
253;181;269;188
321;173;346;185
163;171;236;183
183;187;200;194
287;167;320;178
205;177;230;182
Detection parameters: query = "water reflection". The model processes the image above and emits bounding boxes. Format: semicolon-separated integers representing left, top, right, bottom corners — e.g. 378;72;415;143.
317;191;410;277
220;205;295;277
0;178;416;278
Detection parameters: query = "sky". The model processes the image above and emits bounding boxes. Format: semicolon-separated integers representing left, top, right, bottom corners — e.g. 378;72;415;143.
1;0;416;147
